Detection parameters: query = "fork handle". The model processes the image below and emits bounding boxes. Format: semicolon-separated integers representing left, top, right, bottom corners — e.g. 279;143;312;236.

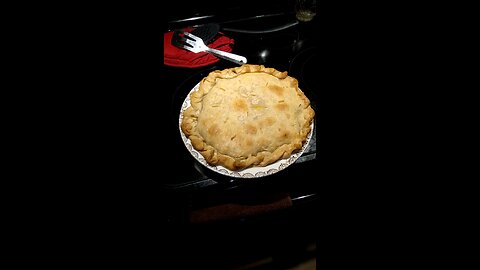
205;48;247;65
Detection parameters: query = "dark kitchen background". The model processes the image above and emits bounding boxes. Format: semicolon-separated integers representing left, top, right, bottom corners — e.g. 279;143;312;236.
21;1;434;269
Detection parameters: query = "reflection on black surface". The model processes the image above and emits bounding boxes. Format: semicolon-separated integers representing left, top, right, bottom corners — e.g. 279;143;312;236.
289;46;319;103
230;30;300;69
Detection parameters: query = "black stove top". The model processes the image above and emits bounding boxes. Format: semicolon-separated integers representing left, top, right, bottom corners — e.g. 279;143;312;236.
162;11;319;215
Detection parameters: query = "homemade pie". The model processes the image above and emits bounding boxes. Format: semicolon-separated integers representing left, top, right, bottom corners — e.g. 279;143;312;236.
181;64;315;171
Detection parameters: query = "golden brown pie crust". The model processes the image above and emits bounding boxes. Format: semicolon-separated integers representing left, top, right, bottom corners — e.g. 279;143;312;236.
181;64;315;171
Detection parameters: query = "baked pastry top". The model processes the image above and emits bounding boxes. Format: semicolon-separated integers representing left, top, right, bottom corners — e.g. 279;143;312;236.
181;64;315;171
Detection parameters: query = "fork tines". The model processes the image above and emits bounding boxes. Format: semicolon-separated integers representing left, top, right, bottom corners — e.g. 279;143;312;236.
171;30;194;49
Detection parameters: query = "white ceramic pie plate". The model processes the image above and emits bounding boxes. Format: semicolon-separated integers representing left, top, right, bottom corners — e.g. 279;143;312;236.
179;82;314;178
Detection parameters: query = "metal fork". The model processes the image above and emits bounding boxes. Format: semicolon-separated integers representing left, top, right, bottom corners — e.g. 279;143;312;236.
174;31;248;65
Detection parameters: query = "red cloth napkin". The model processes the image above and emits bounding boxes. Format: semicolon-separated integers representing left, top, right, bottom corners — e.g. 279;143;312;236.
164;30;235;68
